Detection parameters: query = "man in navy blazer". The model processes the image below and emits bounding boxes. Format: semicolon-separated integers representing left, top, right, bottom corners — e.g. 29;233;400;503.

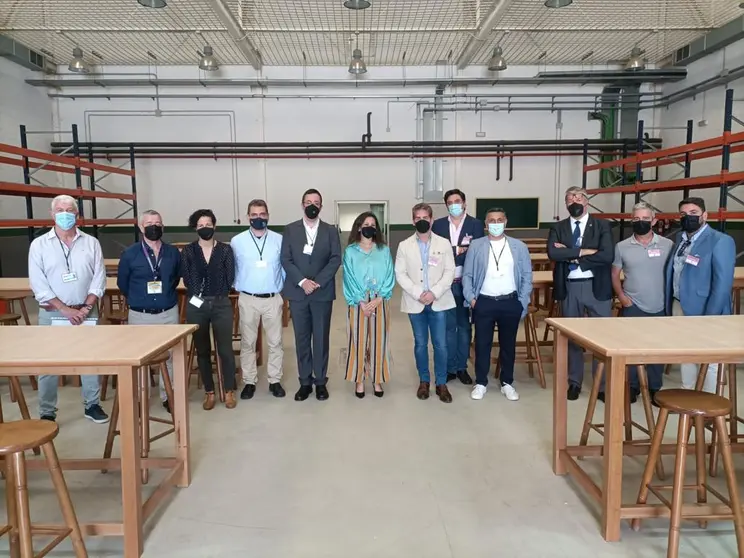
432;189;485;385
665;197;736;392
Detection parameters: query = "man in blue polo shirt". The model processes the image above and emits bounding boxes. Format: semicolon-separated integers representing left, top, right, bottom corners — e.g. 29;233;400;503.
117;209;182;412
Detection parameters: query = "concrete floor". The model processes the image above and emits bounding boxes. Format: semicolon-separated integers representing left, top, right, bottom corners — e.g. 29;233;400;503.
1;285;742;558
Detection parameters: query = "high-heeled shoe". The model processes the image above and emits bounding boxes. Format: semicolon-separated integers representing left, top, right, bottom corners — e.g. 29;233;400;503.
374;386;384;398
355;390;366;399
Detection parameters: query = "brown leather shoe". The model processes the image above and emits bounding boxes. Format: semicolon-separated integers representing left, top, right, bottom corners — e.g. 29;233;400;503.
436;384;453;403
416;382;430;400
225;391;237;409
203;392;216;411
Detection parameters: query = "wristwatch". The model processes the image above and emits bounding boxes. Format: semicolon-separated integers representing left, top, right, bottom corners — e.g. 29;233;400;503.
82;304;94;312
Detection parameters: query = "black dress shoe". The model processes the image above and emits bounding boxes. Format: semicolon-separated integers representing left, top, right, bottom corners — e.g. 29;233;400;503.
355;390;365;399
446;373;457;383
240;384;256;400
162;399;171;414
374;388;384;398
294;385;313;401
650;389;661;408
316;385;329;401
457;370;473;385
269;383;286;398
567;385;581;401
598;390;637;404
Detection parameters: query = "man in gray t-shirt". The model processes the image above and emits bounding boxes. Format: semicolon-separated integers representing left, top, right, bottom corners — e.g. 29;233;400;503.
605;202;673;399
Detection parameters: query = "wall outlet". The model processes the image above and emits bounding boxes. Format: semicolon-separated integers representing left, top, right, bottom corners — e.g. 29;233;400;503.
475;131;486;137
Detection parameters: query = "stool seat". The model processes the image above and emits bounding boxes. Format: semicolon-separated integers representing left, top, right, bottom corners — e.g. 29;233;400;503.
0;420;58;454
0;313;21;325
146;351;169;365
655;389;731;417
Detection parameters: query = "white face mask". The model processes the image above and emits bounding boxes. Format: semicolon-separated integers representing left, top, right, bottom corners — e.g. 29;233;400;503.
488;223;505;237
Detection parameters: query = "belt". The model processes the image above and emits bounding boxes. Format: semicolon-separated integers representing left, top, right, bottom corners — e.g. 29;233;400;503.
129;305;177;315
479;292;517;302
567;277;593;283
452;279;462;283
39;303;85;311
241;292;277;298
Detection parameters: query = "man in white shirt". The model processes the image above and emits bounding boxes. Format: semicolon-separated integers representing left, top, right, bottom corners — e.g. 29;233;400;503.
28;194;109;423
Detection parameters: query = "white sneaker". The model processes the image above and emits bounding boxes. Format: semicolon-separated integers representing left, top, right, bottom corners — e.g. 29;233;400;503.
500;384;519;401
471;385;487;400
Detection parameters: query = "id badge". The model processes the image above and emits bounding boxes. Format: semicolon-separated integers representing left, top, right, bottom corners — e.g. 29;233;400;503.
685;255;700;266
255;260;268;268
147;281;163;294
647;249;661;258
428;256;440;267
61;272;78;283
303;244;313;255
189;296;204;308
461;235;471;246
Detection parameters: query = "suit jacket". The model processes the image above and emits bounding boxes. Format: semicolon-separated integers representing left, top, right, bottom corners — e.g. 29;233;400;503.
394;232;456;313
664;225;736;316
280;219;342;302
461;236;533;318
547;214;614;301
431;214;485;269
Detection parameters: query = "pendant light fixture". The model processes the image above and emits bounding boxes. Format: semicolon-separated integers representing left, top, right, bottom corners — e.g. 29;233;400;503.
544;0;572;7
137;0;167;7
487;46;507;71
199;45;219;71
344;0;371;9
625;46;645;71
349;48;367;74
68;47;90;73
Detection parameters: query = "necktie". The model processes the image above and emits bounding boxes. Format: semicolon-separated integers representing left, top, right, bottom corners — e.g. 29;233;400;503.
569;221;581;271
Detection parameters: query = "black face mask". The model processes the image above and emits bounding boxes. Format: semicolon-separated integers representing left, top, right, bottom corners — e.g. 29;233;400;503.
304;204;320;220
680;214;702;234
415;219;431;234
360;226;376;239
143;225;163;241
250;218;268;230
567;203;585;219
197;227;215;240
632;220;652;236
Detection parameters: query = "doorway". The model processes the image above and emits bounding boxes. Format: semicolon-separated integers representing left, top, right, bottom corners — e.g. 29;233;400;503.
335;201;389;248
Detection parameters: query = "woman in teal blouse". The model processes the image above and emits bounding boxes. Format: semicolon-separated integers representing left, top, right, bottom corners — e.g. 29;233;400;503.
342;212;395;398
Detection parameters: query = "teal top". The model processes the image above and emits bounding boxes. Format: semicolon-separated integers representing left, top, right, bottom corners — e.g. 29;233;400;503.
342;243;395;305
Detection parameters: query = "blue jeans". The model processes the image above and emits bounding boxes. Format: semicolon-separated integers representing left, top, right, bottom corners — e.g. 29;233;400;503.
446;282;472;373
37;308;101;418
408;305;448;386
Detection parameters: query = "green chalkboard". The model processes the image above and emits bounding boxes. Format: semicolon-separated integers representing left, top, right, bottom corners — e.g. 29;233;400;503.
474;198;540;229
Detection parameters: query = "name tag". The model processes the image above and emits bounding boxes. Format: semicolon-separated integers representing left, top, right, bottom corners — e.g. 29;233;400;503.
147;281;163;294
428;256;440;267
189;296;204;308
685;255;700;266
461;235;471;246
647;249;661;258
303;244;313;255
255;260;268;268
61;272;78;283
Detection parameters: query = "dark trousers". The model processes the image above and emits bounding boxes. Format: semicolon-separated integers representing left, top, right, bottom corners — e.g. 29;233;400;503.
186;296;237;392
560;280;613;387
289;299;333;386
446;281;472;373
473;295;523;387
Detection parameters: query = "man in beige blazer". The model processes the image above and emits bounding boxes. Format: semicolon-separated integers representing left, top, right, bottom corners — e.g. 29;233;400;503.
395;202;456;403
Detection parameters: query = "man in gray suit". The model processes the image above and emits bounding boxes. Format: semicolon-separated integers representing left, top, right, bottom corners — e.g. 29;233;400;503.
281;188;342;401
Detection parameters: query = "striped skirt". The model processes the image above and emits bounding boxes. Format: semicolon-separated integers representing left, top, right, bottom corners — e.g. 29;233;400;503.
344;300;392;384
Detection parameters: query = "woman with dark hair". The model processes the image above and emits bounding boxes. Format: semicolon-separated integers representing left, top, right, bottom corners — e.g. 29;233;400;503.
342;211;395;398
181;209;238;410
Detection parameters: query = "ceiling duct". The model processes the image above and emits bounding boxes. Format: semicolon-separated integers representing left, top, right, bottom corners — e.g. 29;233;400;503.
0;34;52;73
205;0;262;69
673;14;744;66
534;68;686;82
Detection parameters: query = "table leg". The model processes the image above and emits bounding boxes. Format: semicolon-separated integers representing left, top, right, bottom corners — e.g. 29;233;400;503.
601;355;627;542
117;366;144;557
172;338;191;488
553;331;568;475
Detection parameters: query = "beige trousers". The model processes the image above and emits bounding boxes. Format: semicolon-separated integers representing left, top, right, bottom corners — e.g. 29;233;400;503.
239;293;284;385
672;300;719;393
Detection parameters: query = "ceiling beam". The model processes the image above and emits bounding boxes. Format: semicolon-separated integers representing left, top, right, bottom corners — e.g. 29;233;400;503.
204;0;262;70
456;0;516;70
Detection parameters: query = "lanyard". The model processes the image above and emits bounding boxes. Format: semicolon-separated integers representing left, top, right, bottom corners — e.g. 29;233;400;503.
488;241;507;271
305;226;318;246
141;242;163;279
55;233;76;273
250;231;268;260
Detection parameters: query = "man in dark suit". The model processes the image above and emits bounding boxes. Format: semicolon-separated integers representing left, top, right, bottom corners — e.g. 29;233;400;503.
665;197;736;392
547;186;614;400
432;189;484;385
281;188;342;401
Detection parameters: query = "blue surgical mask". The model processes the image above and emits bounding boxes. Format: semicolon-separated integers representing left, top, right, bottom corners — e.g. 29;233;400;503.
54;212;76;231
488;223;505;237
448;203;464;217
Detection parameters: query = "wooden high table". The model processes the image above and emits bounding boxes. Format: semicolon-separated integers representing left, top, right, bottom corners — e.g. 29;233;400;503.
0;324;196;557
548;315;744;542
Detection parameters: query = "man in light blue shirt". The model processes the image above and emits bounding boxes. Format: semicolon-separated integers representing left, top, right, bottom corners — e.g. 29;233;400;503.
231;199;287;400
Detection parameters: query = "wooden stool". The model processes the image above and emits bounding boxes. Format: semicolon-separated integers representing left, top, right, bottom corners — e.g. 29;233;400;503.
0;378;40;459
0;420;87;557
578;361;665;479
493;305;546;388
102;352;175;484
0;314;21;326
0;296;30;325
633;390;744;558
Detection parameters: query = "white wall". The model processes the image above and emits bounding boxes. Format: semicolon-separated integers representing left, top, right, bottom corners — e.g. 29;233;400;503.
0;58;54;219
